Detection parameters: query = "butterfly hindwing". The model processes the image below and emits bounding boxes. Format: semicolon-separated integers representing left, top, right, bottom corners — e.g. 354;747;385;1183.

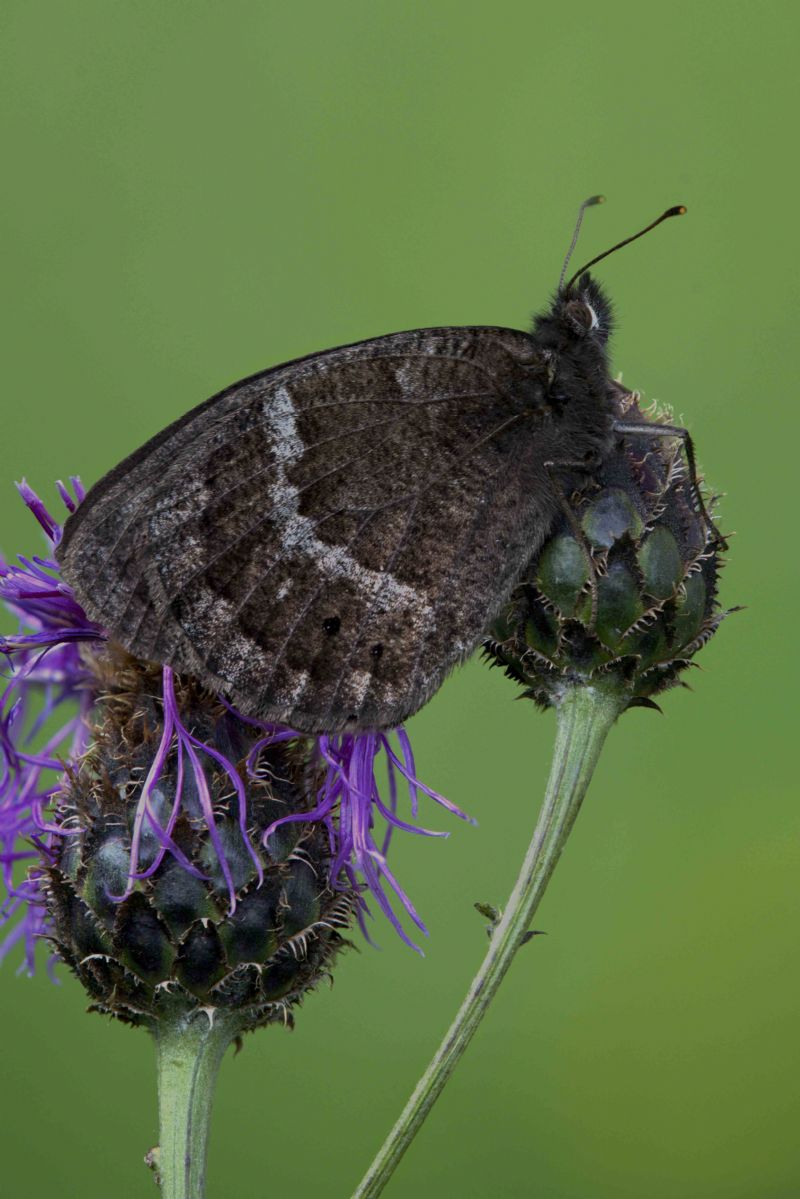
59;326;561;732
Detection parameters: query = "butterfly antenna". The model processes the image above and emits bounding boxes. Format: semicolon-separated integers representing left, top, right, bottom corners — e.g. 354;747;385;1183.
565;205;687;294
558;195;606;293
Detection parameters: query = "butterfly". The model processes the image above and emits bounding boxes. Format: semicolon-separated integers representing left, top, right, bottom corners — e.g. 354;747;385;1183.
58;201;694;734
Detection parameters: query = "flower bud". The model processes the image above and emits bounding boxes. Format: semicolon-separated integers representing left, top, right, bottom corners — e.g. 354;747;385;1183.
485;396;731;709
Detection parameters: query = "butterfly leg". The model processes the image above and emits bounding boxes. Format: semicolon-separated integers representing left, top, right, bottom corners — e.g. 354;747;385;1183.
612;420;727;549
543;458;601;630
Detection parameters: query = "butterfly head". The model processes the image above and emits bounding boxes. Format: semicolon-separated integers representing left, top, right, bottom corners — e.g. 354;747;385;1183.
557;273;614;343
537;198;686;359
531;273;614;359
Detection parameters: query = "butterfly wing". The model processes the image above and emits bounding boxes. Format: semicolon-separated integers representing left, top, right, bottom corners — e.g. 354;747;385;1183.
58;326;559;732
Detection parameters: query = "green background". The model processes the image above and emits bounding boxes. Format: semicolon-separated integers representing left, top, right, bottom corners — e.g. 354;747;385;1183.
1;3;797;1196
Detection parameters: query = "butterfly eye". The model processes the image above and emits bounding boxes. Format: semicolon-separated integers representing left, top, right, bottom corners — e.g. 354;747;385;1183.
564;300;600;334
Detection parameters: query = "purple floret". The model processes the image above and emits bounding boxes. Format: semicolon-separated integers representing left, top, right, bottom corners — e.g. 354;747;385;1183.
0;479;100;973
249;726;475;953
1;479;471;971
119;664;265;912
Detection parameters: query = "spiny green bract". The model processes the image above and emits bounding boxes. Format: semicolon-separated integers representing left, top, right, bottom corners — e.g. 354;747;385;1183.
485;395;731;709
44;653;354;1031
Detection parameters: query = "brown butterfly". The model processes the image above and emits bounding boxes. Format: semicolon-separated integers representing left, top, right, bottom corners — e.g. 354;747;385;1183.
59;201;701;733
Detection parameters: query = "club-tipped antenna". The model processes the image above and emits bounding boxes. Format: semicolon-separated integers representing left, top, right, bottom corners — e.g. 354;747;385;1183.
558;195;606;293
564;205;687;294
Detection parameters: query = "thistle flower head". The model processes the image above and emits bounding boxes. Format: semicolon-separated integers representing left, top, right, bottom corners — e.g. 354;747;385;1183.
485;393;732;709
45;654;355;1028
1;480;470;1003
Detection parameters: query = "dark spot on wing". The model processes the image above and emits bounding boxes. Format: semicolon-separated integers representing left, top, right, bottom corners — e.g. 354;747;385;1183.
322;617;341;635
370;643;384;660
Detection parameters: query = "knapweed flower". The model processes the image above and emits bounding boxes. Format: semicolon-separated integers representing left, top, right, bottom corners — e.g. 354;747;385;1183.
46;652;357;1027
0;480;471;1011
485;392;733;706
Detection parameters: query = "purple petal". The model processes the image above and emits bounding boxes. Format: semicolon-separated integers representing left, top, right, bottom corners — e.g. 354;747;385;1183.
1;480;101;972
265;725;473;950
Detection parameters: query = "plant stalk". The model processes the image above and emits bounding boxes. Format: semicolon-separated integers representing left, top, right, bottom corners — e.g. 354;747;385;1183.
352;683;625;1198
153;1010;242;1199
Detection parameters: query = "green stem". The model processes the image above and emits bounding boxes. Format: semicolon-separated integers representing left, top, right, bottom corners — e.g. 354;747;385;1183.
352;683;625;1199
154;1010;242;1199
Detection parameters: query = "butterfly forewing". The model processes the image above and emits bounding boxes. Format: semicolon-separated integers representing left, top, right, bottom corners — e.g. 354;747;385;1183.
59;326;560;732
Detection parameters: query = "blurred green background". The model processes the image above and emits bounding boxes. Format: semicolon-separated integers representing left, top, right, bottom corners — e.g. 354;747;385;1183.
1;3;797;1196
